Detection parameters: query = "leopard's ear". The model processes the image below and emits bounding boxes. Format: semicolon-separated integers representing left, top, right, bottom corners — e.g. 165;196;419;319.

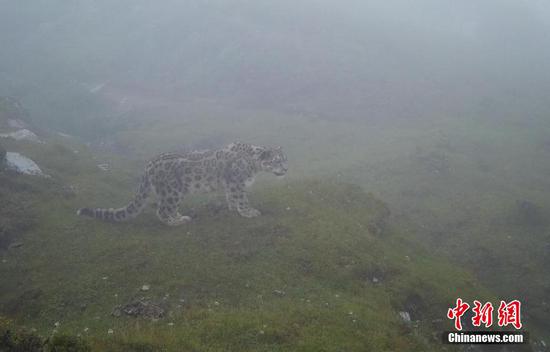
259;149;273;160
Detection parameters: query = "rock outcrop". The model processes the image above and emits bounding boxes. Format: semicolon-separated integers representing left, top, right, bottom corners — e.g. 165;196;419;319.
5;152;49;177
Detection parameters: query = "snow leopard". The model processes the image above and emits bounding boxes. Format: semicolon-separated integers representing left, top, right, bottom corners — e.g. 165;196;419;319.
77;142;288;226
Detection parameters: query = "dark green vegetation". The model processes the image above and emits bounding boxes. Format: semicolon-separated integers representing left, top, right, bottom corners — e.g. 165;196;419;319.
0;133;493;351
0;321;91;352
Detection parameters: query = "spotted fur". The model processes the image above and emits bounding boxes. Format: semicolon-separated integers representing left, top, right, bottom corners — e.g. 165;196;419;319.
77;142;288;226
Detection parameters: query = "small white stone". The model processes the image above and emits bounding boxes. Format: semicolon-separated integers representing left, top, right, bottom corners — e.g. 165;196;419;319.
399;311;411;323
214;301;220;306
335;294;340;298
259;330;265;335
107;328;114;334
102;276;108;280
168;322;174;326
286;207;291;211
372;277;379;283
54;321;60;327
97;163;111;171
83;327;89;332
141;284;150;291
348;311;354;315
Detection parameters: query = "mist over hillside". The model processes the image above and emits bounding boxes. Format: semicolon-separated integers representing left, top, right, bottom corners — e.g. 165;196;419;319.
1;0;550;137
1;1;550;350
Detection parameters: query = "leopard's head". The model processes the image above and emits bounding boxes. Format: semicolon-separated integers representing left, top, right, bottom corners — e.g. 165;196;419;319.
258;146;288;177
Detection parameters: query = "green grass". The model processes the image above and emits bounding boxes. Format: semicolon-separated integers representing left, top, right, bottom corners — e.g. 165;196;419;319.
2;106;549;349
0;139;488;351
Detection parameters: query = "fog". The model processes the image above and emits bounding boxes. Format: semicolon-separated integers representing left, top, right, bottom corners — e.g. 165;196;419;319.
1;1;550;349
2;0;550;133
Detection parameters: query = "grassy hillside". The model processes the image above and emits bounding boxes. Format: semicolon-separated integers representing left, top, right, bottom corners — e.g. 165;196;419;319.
0;136;493;351
98;107;550;341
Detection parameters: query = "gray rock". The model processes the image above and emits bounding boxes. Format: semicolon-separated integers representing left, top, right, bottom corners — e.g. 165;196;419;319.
399;311;411;323
5;152;49;177
112;298;166;319
97;163;111;171
8;242;23;249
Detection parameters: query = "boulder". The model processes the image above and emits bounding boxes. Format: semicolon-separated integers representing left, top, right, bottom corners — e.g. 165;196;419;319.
5;152;49;177
112;298;165;319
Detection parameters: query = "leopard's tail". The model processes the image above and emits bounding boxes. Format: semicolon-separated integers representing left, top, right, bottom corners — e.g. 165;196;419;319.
77;174;151;222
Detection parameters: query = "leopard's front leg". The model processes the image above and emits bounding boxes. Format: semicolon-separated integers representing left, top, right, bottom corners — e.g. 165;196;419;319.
224;182;261;218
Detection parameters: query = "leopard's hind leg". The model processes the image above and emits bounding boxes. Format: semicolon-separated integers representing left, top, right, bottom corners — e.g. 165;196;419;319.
154;184;191;226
